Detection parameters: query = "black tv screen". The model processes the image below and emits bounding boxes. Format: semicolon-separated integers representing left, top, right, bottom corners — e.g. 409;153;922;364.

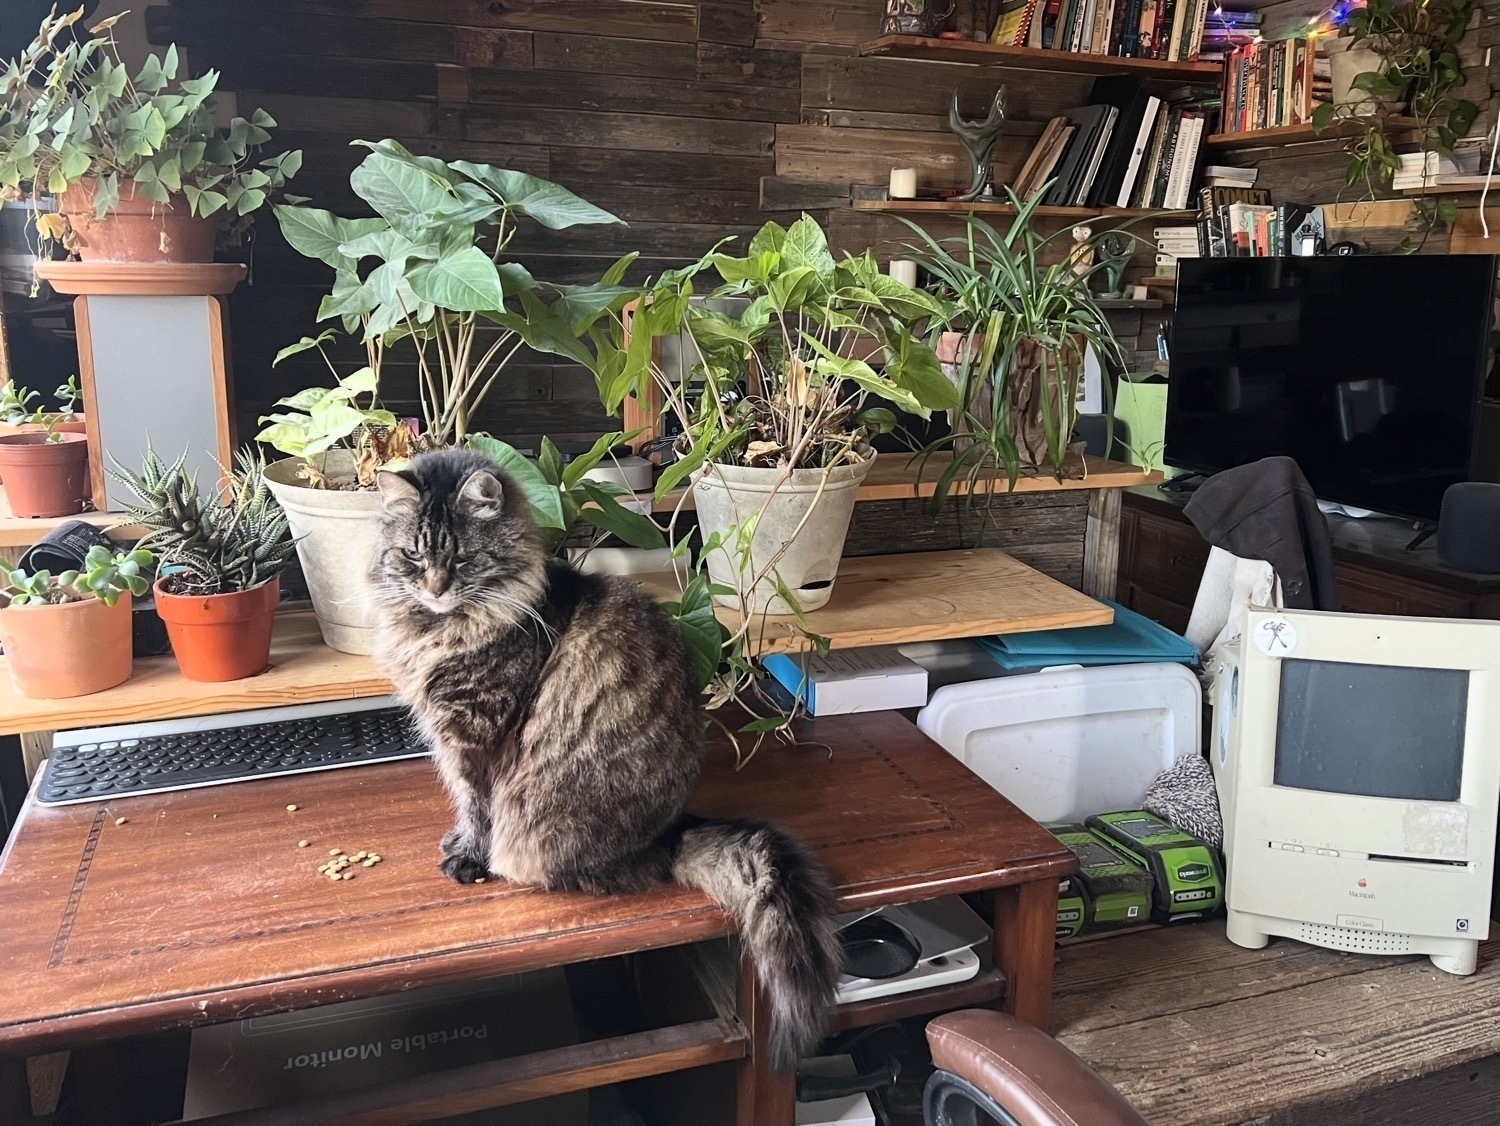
1166;256;1497;521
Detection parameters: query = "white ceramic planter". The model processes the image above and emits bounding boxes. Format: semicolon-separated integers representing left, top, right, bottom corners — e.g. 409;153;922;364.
264;451;384;655
1326;37;1406;116
692;454;874;616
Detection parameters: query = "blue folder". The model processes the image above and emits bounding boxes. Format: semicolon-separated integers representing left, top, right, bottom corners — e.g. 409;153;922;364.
975;600;1198;670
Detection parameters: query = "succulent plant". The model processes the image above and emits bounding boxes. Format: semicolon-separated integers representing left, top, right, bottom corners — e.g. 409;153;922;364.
113;446;296;595
4;545;151;607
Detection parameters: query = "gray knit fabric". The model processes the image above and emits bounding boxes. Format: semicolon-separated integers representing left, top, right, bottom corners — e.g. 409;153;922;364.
1143;754;1223;849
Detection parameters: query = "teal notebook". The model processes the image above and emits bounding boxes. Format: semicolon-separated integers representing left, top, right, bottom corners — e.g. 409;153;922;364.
976;600;1198;669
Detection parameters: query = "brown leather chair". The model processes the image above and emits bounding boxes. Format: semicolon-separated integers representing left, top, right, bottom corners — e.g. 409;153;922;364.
924;1009;1150;1126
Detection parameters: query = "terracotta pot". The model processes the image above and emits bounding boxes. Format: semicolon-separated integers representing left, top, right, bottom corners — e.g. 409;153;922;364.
59;179;218;264
0;596;132;699
0;416;85;483
154;576;280;682
0;432;90;517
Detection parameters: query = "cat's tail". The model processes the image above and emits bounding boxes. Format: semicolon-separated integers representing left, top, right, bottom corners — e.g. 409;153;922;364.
664;815;842;1072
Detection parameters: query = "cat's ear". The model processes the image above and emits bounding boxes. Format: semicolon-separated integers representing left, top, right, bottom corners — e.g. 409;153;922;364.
458;470;505;519
376;470;420;515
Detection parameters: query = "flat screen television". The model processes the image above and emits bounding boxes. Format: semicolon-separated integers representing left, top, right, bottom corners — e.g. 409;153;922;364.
1166;256;1497;521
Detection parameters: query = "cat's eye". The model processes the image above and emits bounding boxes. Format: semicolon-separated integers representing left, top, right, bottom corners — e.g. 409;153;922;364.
401;549;424;565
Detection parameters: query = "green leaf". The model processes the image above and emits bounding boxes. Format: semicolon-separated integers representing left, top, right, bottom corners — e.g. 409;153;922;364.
406;245;505;312
885;328;960;412
538;436;565;487
272;331;337;368
709;251;779;286
577;482;666;549
275;207;383;270
1310;102;1337;133
779;214;836;281
1350;70;1402;97
449;162;624;229
667;575;724;691
349;150;455;239
464;435;567;531
767;265;819;312
561;431;631;489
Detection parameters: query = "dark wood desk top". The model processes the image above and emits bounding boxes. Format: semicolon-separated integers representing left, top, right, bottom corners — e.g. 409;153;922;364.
0;710;1072;1055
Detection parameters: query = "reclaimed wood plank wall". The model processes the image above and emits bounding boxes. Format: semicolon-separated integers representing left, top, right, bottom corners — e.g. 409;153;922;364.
144;0;1178;452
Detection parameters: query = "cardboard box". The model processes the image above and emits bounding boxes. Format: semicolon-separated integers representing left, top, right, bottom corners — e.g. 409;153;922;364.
796;1055;878;1125
762;646;928;715
182;970;587;1123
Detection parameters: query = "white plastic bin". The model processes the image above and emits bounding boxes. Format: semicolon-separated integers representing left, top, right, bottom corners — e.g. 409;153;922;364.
916;663;1201;823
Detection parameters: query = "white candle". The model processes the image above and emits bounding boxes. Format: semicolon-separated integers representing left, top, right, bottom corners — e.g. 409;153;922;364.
889;167;917;199
889;259;917;287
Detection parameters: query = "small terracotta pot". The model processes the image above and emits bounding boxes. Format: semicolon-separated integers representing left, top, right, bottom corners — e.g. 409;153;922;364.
59;179;219;264
154;576;280;682
0;432;90;517
0;596;133;699
0;416;85;484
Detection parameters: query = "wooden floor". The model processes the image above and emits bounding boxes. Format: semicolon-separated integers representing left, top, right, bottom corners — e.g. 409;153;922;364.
1053;923;1500;1126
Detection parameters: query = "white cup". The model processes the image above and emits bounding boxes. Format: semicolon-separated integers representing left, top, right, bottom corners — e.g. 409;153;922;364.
889;167;917;199
889;259;918;287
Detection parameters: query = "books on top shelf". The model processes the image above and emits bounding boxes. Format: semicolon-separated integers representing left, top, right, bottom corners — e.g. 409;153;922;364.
989;0;1214;59
1193;185;1324;257
1221;37;1329;134
1198;7;1260;61
1008;77;1217;210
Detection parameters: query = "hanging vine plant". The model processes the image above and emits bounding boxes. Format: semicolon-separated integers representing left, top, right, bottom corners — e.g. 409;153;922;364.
1311;0;1478;230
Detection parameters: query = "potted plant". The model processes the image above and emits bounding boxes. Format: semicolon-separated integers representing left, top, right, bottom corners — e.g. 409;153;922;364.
114;447;295;682
0;6;301;263
0;543;150;698
0;377;90;516
898;196;1132;498
598;215;956;616
1312;0;1477;226
259;139;630;654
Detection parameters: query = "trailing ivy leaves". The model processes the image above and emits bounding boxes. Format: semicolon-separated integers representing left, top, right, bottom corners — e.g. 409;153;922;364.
664;575;730;692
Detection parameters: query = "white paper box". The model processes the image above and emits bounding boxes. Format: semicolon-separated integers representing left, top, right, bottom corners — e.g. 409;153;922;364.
763;646;928;715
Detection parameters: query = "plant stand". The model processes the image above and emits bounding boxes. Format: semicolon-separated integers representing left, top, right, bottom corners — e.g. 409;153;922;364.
33;262;244;514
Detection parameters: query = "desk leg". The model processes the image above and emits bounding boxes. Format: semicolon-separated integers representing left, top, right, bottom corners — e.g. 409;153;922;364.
0;1058;25;1126
19;732;51;784
735;958;795;1126
994;879;1059;1032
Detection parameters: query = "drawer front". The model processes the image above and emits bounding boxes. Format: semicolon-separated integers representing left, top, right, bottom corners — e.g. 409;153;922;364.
1118;582;1195;635
1335;563;1476;618
1121;508;1210;604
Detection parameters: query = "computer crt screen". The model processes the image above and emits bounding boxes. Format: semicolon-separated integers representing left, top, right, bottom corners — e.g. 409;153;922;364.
1275;659;1467;801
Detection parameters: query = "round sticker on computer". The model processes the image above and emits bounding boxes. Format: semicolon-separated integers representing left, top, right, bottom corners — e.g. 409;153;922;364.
1253;616;1298;656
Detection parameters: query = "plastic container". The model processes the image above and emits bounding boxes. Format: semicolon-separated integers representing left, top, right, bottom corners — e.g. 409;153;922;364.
916;662;1201;824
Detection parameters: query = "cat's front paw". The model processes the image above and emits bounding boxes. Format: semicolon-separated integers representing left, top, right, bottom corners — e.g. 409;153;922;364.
439;851;493;884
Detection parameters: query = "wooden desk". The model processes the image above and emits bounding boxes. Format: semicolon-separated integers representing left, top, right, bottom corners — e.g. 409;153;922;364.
0;710;1074;1126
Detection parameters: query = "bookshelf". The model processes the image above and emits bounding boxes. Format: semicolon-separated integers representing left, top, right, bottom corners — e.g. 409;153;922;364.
851;199;1195;220
1204;118;1424;152
858;35;1223;79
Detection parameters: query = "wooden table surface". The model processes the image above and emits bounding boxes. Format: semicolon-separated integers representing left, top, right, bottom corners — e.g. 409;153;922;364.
0;709;1073;1056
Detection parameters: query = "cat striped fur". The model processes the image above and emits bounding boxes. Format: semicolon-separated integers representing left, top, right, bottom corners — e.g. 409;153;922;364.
369;448;841;1069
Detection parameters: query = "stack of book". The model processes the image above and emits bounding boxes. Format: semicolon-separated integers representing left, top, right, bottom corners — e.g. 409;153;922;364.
1199;8;1260;62
1391;148;1486;191
1154;225;1200;278
1221;37;1327;133
1205;164;1258;188
1195;187;1324;257
988;0;1213;60
1009;78;1218;210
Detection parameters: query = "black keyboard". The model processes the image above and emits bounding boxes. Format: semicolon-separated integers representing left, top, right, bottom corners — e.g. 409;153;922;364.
39;703;428;805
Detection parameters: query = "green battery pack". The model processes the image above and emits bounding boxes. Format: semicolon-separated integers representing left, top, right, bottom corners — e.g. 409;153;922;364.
1086;810;1225;925
1044;823;1152;935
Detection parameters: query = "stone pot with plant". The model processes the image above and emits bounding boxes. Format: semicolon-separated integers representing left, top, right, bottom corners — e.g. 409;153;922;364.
114;447;295;682
601;215;957;617
899;196;1132;499
259;139;630;653
0;544;150;698
0;6;301;264
0;377;91;515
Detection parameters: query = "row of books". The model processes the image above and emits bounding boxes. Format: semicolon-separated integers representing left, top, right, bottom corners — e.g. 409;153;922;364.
1221;38;1331;134
1192;186;1325;256
1153;224;1199;278
1198;8;1261;63
1009;78;1217;210
988;0;1212;60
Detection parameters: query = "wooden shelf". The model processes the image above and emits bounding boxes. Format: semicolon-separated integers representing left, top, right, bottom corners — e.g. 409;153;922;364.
852;199;1195;221
1205;117;1423;151
35;260;246;296
828;965;1007;1033
0;484;139;554
0;549;1111;732
858;35;1222;79
655;454;1160;513
636;547;1112;657
1399;181;1494;196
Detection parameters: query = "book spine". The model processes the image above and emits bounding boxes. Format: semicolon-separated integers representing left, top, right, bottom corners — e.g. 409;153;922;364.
1151;0;1175;59
1135;0;1158;57
1152;108;1183;207
1117;0;1143;56
1187;0;1208;58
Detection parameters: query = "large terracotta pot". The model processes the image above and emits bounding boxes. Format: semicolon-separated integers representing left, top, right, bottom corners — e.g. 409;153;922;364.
154;576;280;682
0;432;90;517
59;179;218;264
263;451;383;654
0;596;132;699
692;454;874;615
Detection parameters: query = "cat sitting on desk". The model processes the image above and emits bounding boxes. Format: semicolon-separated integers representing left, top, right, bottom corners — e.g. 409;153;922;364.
369;448;841;1069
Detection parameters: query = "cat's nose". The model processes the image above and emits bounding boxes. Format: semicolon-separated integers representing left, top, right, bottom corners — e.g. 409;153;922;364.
421;569;451;596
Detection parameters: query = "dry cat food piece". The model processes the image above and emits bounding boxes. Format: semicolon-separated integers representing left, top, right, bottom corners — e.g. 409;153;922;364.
315;847;383;882
114;817;127;826
297;840;310;848
286;804;298;812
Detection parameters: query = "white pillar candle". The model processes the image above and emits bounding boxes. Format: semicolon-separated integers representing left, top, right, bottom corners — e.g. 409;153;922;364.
889;259;918;287
889;167;917;199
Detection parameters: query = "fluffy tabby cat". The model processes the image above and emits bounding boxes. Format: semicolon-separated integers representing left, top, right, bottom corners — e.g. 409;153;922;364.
370;448;841;1069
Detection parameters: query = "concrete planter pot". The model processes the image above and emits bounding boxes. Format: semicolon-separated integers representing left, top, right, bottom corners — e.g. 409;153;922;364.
692;454;874;616
263;451;383;655
1326;37;1408;116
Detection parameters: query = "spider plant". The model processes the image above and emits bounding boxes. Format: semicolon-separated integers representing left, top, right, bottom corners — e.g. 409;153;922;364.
899;189;1137;504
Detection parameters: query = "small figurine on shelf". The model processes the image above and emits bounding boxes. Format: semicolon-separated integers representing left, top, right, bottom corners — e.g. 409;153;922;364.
1095;232;1135;299
882;0;956;36
1067;224;1095;276
947;88;1007;203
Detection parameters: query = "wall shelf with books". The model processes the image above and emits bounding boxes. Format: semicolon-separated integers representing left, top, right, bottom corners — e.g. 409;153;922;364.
858;36;1222;79
851;199;1196;220
1204;119;1424;152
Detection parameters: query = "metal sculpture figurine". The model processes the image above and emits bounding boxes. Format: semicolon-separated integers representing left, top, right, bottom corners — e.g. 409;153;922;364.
1095;231;1135;299
947;88;1007;203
